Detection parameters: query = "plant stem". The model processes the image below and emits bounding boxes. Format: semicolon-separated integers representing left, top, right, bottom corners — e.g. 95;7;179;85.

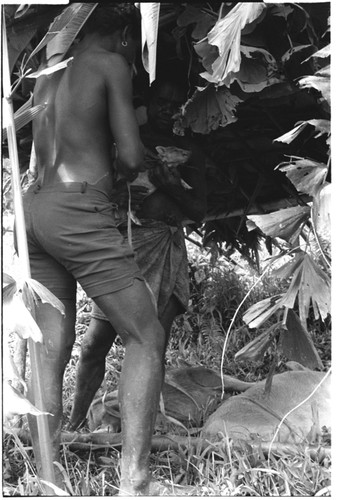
2;9;56;493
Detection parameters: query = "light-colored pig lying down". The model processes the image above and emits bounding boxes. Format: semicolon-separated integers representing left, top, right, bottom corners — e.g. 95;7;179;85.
202;369;331;445
88;365;330;446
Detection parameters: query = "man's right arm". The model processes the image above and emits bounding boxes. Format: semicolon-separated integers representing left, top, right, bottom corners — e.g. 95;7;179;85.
104;54;144;180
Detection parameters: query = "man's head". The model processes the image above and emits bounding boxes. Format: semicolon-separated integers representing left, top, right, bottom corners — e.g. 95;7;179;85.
147;80;187;132
85;4;141;63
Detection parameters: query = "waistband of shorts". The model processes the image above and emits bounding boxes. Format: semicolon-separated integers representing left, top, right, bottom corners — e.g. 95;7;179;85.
29;179;113;198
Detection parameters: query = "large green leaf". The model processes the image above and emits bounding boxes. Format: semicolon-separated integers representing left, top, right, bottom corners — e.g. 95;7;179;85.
248;206;310;244
26;57;73;78
7;27;37;73
242;295;283;329
3;292;43;343
274;119;330;147
312;183;331;257
28;3;97;66
198;2;266;86
277;158;328;197
4;382;50;419
235;46;281;92
280;253;330;322
303;43;330;63
23;278;65;316
174;85;241;135
299;65;330;106
281;309;323;370
235;322;280;362
2;97;46;142
176;5;216;41
46;4;98;67
139;3;160;85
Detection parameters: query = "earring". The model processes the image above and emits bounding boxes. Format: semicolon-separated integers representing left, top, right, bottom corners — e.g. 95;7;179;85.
122;41;128;47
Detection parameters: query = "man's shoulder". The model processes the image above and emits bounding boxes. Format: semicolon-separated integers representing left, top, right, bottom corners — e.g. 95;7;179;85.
79;49;128;71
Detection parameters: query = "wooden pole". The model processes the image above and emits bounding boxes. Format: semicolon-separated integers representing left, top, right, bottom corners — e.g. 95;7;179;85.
2;9;56;493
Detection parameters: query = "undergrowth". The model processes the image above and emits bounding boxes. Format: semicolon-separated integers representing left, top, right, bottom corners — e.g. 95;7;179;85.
3;244;331;496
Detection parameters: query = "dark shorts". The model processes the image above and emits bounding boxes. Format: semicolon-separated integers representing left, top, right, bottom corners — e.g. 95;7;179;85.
23;180;143;300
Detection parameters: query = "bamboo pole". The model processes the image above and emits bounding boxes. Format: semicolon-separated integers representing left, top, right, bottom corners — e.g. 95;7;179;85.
2;9;56;493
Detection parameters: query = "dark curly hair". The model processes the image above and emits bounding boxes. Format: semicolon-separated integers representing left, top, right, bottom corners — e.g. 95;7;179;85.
85;3;141;39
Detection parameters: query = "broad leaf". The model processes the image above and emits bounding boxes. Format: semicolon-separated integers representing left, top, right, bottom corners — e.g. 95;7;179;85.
312;183;331;257
2;340;27;392
235;322;280;362
177;5;215;40
174;85;241;135
29;3;97;65
2;274;17;305
269;4;294;20
248;206;310;244
281;44;313;63
299;66;330;106
281;253;330;322
274;122;308;144
273;251;304;282
281;309;323;369
274;119;330;147
3;381;50;419
303;44;330;62
277;158;328;196
47;4;97;67
194;39;219;74
140;3;160;85
23;278;65;316
3;292;43;343
7;27;37;73
198;2;265;86
2;97;46;142
26;57;73;78
243;295;283;329
235;46;281;92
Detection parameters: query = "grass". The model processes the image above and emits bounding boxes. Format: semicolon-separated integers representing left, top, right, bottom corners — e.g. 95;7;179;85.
2;235;331;496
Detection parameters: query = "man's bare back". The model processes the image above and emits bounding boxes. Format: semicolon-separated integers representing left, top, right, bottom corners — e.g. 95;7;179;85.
33;37;143;187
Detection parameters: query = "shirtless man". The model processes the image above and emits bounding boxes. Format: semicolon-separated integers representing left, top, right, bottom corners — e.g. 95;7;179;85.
68;79;207;430
23;4;165;495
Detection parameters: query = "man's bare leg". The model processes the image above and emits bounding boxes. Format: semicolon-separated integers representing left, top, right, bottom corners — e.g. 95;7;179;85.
94;279;165;495
69;295;181;430
27;299;76;491
68;318;115;430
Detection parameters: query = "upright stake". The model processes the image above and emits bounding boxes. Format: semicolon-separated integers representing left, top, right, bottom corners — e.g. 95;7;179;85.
2;9;56;493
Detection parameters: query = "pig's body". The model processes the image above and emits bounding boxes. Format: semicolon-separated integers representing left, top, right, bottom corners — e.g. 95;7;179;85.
203;370;331;444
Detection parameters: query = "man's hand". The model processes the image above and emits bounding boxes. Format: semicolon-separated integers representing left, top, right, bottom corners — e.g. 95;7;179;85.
113;180;149;210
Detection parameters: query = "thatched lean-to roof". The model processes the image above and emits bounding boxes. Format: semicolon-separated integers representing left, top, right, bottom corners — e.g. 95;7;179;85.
4;3;330;263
